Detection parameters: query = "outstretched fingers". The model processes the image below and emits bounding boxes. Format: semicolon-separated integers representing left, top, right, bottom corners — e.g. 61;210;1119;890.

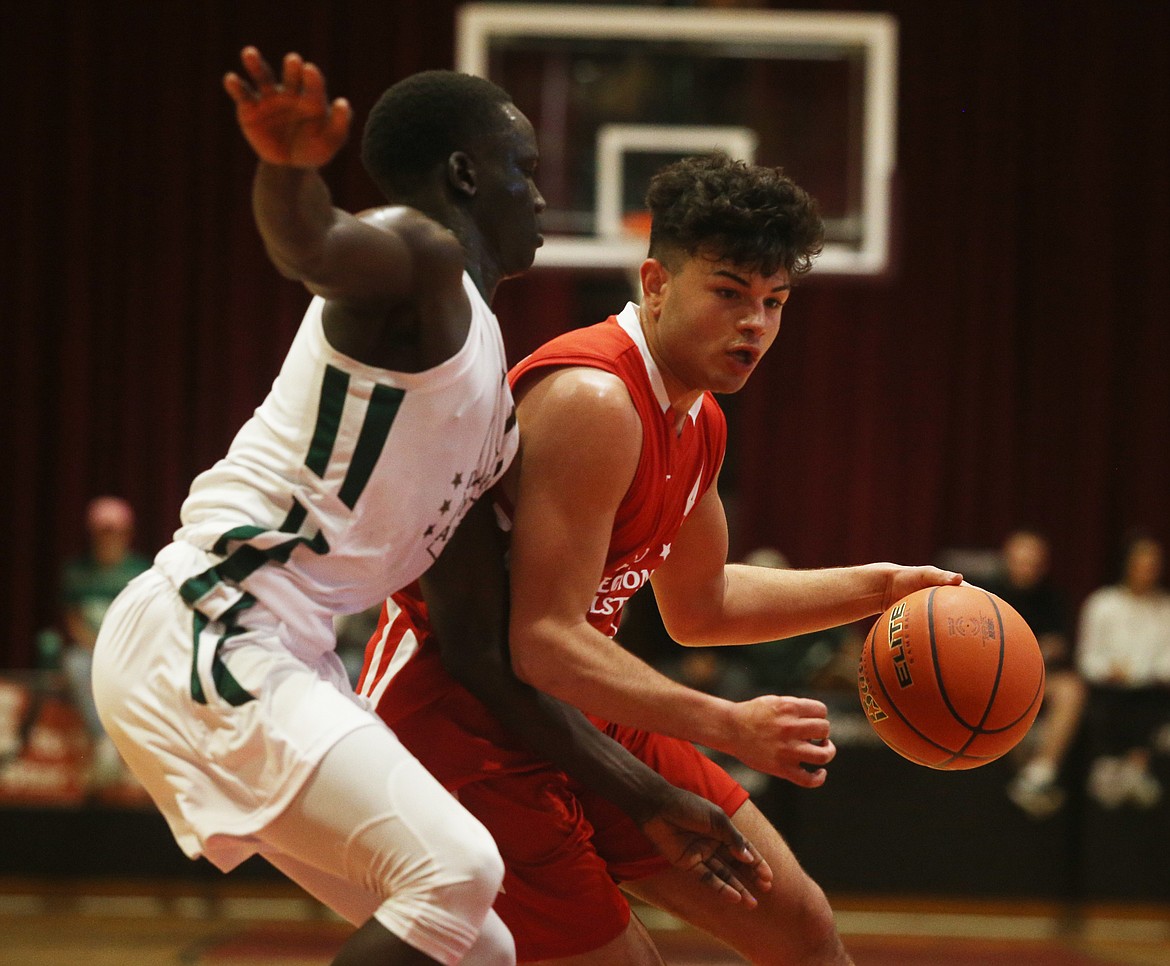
244;45;279;92
682;836;773;908
723;834;773;896
223;46;296;104
324;97;353;143
299;61;352;135
695;809;774;903
279;51;304;95
697;854;755;907
222;45;351;167
640;791;775;909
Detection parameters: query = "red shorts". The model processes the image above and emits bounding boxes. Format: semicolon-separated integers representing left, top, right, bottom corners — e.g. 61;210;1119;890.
391;691;749;961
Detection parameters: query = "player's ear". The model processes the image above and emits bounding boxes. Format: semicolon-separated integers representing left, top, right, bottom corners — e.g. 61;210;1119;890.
447;151;477;199
640;258;669;306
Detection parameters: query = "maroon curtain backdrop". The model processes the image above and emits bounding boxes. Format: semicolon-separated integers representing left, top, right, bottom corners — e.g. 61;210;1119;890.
3;0;1168;668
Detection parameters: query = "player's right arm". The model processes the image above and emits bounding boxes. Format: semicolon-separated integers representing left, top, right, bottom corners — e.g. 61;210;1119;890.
224;47;467;365
420;498;772;908
505;367;831;786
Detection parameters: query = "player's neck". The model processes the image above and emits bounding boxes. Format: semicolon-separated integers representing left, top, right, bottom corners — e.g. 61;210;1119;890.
637;305;701;433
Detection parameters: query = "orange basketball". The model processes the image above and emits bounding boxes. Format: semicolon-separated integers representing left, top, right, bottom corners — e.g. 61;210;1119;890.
857;584;1045;770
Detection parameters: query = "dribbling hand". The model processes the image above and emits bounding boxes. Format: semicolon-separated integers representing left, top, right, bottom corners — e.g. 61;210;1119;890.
224;46;352;168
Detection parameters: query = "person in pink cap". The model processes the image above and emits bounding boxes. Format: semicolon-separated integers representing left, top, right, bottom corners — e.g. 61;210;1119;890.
59;495;151;790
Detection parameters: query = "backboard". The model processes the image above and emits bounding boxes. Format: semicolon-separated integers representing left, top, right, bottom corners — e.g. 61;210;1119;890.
457;3;899;274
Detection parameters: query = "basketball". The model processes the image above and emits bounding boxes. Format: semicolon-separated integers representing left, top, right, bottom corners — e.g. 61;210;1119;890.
857;584;1045;770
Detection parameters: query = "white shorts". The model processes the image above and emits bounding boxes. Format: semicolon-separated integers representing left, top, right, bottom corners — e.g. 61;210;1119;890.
93;567;383;871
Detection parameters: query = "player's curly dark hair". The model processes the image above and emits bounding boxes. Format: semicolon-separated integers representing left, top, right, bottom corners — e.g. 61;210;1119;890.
645;154;824;278
362;71;514;197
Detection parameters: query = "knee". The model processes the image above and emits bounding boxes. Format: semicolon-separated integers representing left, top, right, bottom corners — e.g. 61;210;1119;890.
441;820;505;909
363;818;506;962
789;885;849;966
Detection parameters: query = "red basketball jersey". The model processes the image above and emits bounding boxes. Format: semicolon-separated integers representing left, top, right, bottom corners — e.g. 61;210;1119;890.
359;304;726;721
507;304;727;636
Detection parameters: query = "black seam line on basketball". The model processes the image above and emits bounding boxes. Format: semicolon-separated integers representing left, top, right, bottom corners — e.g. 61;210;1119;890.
921;589;964;768
872;600;956;760
932;587;1002;763
931;586;1003;736
872;629;949;753
950;590;1044;745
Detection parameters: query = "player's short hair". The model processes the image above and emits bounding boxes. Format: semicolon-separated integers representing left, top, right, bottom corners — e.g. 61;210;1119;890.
645;154;824;278
362;71;515;197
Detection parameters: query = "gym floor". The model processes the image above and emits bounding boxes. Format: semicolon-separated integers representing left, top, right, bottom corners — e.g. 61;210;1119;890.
3;880;1168;966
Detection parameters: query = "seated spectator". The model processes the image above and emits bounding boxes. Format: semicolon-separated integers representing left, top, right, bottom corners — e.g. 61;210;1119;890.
987;529;1088;818
60;496;151;791
1077;532;1170;810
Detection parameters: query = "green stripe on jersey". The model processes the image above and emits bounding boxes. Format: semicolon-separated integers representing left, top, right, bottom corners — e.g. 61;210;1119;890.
305;365;350;477
189;596;256;706
181;363;401;703
190;611;210;704
339;383;405;509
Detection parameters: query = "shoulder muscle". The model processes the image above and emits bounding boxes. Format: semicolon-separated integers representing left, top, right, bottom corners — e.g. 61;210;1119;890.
514;366;642;509
322;207;469;368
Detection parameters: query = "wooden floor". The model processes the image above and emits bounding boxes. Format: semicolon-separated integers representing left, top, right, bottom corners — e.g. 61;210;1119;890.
2;880;1168;966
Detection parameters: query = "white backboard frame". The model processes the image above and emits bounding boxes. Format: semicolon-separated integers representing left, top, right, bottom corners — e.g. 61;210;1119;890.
457;3;899;274
596;123;758;239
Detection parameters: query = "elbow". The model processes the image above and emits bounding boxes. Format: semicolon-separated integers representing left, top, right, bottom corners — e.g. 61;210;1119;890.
659;610;715;648
509;642;543;688
510;631;585;701
509;632;569;696
264;241;332;288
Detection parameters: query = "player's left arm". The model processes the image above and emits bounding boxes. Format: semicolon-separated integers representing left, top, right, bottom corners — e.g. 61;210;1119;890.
652;478;963;647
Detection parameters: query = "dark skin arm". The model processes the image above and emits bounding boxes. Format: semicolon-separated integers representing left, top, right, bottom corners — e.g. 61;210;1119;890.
419;498;773;908
224;46;469;373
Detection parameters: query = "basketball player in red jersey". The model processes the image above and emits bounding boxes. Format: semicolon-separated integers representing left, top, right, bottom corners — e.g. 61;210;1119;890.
360;155;962;964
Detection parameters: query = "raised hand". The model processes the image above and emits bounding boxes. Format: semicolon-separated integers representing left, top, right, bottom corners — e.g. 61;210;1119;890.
224;46;352;169
638;785;773;907
722;694;837;786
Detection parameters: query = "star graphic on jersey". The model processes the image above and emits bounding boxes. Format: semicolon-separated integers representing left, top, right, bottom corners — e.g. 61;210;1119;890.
424;524;435;537
660;543;672;560
452;472;463;487
440;500;451;514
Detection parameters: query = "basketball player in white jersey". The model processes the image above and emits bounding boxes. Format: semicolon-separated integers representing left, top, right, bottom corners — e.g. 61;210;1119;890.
91;48;768;966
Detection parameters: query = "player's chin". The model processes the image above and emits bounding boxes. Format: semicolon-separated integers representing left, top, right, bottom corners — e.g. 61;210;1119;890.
501;255;536;281
710;368;753;395
506;244;540;276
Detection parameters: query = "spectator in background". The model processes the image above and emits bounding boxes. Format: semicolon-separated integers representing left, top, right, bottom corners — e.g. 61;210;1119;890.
990;529;1088;818
1077;533;1170;809
60;496;151;789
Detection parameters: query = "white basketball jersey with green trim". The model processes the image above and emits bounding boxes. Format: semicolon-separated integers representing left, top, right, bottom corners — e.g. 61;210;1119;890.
158;273;516;658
